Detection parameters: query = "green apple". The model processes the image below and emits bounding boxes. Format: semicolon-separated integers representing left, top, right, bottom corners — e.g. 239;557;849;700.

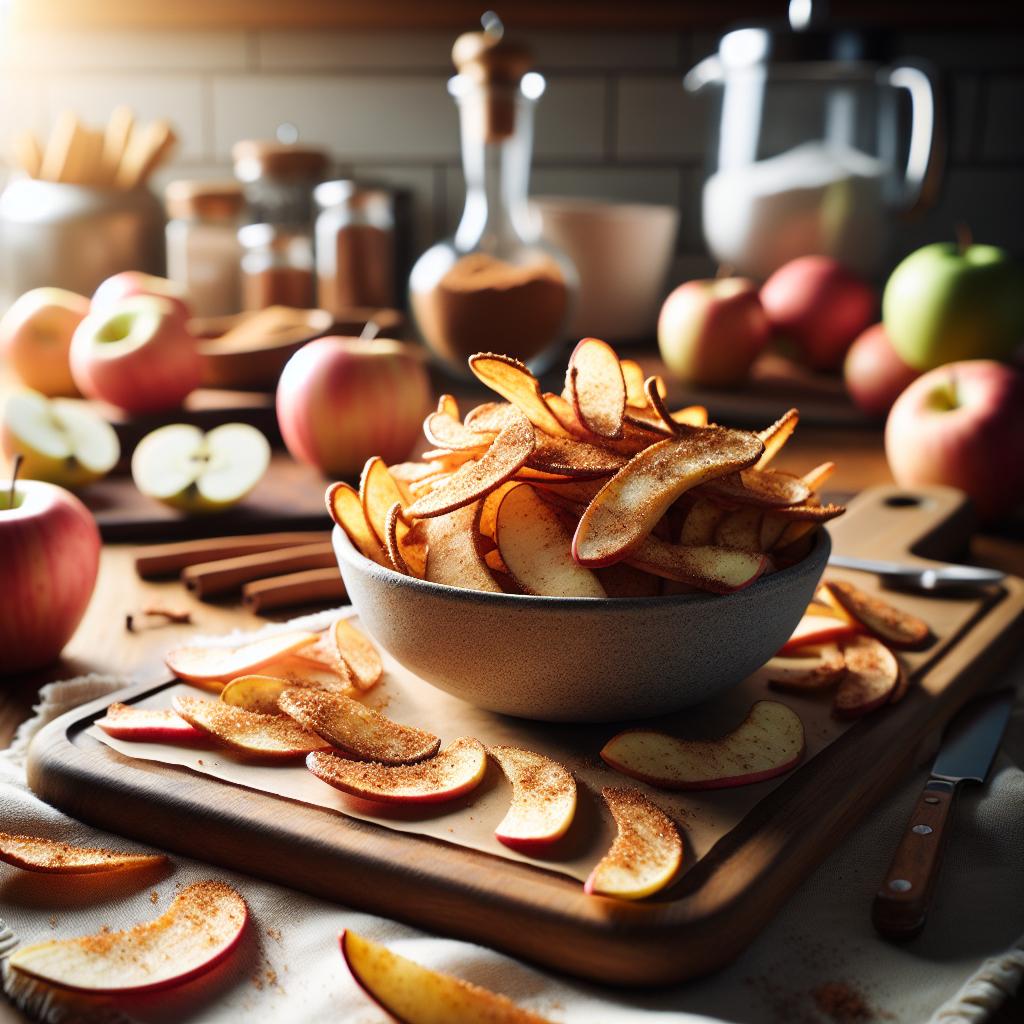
882;243;1024;370
1;390;120;488
131;422;270;513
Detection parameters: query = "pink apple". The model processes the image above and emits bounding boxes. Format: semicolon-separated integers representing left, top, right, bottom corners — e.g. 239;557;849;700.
91;272;192;324
0;287;90;397
276;336;432;478
885;360;1024;523
657;277;770;387
843;323;921;418
69;296;202;414
0;478;100;674
761;256;876;372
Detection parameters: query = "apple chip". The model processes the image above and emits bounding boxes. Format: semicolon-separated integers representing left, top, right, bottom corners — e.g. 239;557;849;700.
821;580;931;649
567;337;626;439
702;469;811;508
0;833;166;875
527;432;626;479
165;631;319;690
468;353;571;437
332;617;384;691
280;689;439;765
802;461;836;492
626;535;766;592
260;652;354;692
436;393;459;419
779;613;860;654
759;514;790;551
360;456;409;550
679;497;727;546
671;405;709;427
833;635;900;718
713;506;763;551
489;746;577;851
423;409;494;452
220;674;294;715
478;480;519;540
619;358;647;406
755;408;799;469
761;643;846;690
307;737;487;803
95;703;203;744
573;427;764;566
769;502;846;522
327;481;389;566
423;502;503;593
643;375;681;434
385;501;428;577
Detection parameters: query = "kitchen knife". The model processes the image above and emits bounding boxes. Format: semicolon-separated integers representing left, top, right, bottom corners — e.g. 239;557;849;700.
873;689;1013;939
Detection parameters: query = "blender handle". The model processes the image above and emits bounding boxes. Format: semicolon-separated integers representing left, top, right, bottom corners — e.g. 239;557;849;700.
885;61;944;216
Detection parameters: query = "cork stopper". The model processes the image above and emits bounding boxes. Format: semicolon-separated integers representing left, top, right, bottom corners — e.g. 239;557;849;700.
165;179;243;222
231;140;328;183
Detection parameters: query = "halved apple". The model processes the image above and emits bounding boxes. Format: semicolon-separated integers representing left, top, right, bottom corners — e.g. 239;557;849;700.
567;337;626;440
760;643;846;690
95;702;203;744
584;787;682;900
778;614;859;655
489;745;577;852
164;631;319;690
601;700;805;790
0;832;166;874
306;737;486;804
423;502;503;593
220;674;294;715
172;694;332;758
833;635;900;718
626;535;766;593
340;929;554;1024
332;617;384;691
820;580;931;650
280;689;440;765
8;881;246;994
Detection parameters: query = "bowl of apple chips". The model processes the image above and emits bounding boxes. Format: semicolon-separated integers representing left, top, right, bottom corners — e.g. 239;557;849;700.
328;339;840;721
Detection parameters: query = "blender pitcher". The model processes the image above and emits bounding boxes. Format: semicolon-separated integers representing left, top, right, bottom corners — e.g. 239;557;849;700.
686;0;942;280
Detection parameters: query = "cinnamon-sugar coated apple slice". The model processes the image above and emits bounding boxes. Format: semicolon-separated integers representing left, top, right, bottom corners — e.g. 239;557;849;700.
584;787;683;900
164;631;319;690
820;580;931;649
340;930;555;1024
572;428;764;567
332;616;385;691
172;694;332;759
567;337;627;439
833;635;900;719
279;689;440;765
778;613;860;655
626;535;765;593
8;881;246;994
307;737;487;804
760;643;846;690
326;480;389;566
423;501;503;593
94;702;203;744
526;431;626;479
468;353;571;438
219;674;294;715
495;484;606;598
0;832;166;875
755;407;799;469
488;746;577;852
601;701;805;790
385;500;428;578
423;408;494;452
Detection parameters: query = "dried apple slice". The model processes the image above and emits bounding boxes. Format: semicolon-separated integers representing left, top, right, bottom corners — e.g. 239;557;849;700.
527;432;625;479
165;631;319;690
172;694;331;759
385;501;428;578
671;405;709;427
307;737;486;804
327;481;389;566
423;408;494;452
489;746;577;852
95;702;203;744
601;700;805;790
360;456;408;550
330;616;385;692
768;502;846;522
8;881;246;994
626;535;766;593
833;635;900;718
573;428;764;567
759;514;789;551
703;469;811;508
469;353;571;437
620;358;647;407
713;506;763;551
802;461;836;492
584;787;682;900
755;407;799;469
423;502;503;593
642;375;681;435
478;480;519;540
341;930;554;1024
258;653;353;691
567;337;626;440
889;661;910;704
437;393;460;419
778;613;860;654
220;674;294;715
820;580;931;649
760;643;846;690
0;833;166;875
496;484;606;598
280;689;439;765
679;497;727;546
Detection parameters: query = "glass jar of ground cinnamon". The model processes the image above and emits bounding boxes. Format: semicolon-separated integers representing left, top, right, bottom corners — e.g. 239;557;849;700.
238;223;315;311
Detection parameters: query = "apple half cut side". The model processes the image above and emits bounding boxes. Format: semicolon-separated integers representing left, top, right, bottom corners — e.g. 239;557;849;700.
626;535;766;594
778;614;860;655
340;929;555;1024
94;702;204;744
833;636;900;719
306;737;487;804
820;580;931;650
584;787;683;900
0;832;167;875
601;700;805;790
280;689;440;765
164;630;319;690
332;616;385;691
760;643;846;690
8;881;246;994
567;337;627;440
488;745;577;852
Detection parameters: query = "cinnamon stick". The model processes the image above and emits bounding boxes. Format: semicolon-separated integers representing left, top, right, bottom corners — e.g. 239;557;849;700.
135;532;330;578
242;568;347;613
182;542;337;599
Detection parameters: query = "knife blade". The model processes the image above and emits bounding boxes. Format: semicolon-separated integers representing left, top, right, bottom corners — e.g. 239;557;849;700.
872;689;1013;940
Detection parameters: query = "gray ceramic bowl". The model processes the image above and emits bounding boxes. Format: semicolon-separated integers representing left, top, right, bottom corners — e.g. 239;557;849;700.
333;526;830;723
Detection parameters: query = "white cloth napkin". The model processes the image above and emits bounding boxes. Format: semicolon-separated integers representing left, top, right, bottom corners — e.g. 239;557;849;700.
2;613;1022;1024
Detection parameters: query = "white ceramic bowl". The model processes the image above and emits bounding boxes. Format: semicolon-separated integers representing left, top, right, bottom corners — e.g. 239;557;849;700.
333;527;830;722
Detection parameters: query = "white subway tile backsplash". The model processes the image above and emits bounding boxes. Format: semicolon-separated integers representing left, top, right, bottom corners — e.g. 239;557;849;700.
615;76;706;161
534;77;607;160
347;163;441;253
256;31;453;72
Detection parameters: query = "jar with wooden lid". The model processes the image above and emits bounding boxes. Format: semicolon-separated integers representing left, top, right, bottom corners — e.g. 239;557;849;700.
409;19;576;374
238;223;315;311
165;179;244;317
231;140;327;225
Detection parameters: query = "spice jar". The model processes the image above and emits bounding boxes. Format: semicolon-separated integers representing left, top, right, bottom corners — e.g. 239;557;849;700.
238;223;316;311
409;20;576;374
165;180;244;317
314;180;396;315
232;140;327;225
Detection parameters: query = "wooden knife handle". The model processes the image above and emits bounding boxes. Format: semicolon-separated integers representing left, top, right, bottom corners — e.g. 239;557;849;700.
872;778;957;940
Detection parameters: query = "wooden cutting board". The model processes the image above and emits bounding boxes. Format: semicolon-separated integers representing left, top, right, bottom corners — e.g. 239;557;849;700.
26;486;1024;987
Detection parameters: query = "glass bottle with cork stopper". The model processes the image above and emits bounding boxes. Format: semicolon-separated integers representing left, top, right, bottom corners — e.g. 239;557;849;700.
409;15;576;374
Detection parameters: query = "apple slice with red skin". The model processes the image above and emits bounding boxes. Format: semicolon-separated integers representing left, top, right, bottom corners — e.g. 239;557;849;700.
601;700;805;790
584;787;683;900
761;643;846;690
8;881;247;994
164;631;319;691
833;636;900;718
778;613;860;654
625;535;766;593
340;929;554;1024
332;616;385;691
566;337;627;440
95;702;203;744
220;674;294;715
173;694;331;759
820;580;931;650
0;832;166;874
423;501;503;593
307;737;487;804
489;745;577;852
469;353;572;439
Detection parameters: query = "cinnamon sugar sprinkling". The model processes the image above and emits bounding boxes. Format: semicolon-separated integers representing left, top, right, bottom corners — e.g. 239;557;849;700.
0;831;166;874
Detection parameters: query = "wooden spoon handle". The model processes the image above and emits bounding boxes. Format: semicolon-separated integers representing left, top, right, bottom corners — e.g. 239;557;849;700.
872;777;957;940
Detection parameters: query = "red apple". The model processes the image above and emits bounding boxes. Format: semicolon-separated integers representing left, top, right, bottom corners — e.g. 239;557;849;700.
276;337;432;478
843;323;920;417
657;277;770;387
0;288;90;397
885;359;1024;523
69;296;202;414
761;256;876;371
91;271;191;324
0;478;100;675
